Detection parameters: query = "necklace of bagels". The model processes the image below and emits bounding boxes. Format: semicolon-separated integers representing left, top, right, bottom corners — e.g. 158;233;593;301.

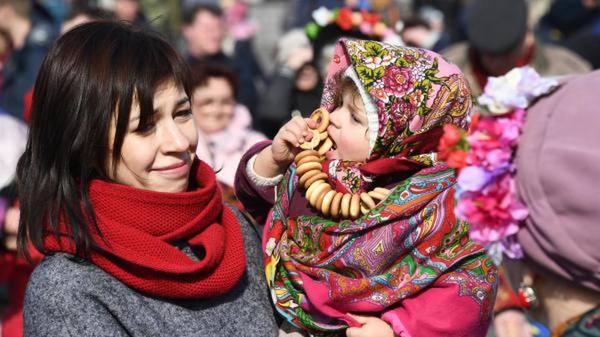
294;108;390;219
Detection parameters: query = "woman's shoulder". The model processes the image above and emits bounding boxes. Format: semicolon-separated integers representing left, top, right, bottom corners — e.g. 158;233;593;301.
27;253;106;298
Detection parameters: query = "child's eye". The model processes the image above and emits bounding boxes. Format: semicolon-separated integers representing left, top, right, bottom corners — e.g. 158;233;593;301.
351;113;361;123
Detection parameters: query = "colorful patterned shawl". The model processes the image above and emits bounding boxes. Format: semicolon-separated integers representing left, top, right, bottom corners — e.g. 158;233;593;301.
263;39;495;335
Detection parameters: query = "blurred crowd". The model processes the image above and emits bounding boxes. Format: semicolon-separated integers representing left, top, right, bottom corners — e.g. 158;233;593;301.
0;0;599;336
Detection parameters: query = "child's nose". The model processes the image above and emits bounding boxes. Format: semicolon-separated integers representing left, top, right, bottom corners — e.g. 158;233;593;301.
329;108;341;128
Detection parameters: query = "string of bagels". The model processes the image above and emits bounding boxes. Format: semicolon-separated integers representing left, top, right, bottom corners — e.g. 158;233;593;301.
294;108;391;220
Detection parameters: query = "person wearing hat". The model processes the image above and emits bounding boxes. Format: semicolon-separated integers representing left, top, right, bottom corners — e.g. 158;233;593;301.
442;0;591;95
448;67;600;337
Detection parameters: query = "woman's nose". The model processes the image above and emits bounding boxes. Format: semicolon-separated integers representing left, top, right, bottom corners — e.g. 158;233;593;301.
161;124;190;154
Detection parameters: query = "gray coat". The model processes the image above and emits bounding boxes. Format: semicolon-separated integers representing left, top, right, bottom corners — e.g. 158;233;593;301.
23;208;279;337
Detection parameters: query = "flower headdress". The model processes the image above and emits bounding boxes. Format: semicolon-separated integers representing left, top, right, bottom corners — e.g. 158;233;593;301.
305;6;396;41
438;66;558;264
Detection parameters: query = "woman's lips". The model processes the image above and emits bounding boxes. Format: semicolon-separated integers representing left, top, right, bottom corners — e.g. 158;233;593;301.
152;161;190;178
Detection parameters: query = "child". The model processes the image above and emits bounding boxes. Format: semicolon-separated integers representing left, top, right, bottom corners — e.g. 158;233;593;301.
236;38;497;337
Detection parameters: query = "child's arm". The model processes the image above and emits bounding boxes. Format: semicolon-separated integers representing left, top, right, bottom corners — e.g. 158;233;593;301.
234;117;317;223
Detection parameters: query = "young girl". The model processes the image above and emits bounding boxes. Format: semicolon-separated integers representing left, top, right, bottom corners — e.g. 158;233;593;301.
236;39;497;337
17;21;278;336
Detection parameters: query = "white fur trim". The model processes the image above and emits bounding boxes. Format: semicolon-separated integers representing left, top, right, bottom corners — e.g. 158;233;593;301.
246;154;283;187
344;67;379;154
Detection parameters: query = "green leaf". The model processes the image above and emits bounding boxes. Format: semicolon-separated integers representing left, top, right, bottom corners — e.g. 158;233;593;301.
363;41;388;58
355;65;375;86
373;66;385;79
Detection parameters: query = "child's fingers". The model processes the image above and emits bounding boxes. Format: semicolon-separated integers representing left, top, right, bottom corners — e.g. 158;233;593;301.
305;117;318;129
280;129;302;147
347;313;369;325
289;116;311;137
345;327;364;337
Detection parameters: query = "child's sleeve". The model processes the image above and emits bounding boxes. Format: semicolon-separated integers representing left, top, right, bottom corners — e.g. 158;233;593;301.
234;140;283;224
380;278;493;337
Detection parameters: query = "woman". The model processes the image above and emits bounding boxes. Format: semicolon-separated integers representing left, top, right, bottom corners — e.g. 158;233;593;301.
17;21;278;336
191;63;265;197
447;67;600;337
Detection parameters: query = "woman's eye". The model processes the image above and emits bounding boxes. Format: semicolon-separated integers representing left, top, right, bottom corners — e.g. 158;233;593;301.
135;123;156;135
175;109;193;119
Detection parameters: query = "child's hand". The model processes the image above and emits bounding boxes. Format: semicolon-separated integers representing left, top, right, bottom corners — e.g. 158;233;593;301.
254;117;317;178
346;314;395;337
272;116;317;165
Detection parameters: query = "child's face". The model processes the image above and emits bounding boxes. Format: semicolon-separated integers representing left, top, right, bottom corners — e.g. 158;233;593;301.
192;77;236;134
326;86;370;162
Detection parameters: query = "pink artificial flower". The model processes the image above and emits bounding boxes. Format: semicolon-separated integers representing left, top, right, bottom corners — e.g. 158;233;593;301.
456;173;528;246
447;150;468;169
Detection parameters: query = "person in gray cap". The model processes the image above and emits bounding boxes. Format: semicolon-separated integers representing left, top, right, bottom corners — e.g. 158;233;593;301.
442;0;591;95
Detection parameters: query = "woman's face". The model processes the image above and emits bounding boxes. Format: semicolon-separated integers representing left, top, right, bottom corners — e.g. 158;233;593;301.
192;77;236;134
295;64;319;92
107;81;197;193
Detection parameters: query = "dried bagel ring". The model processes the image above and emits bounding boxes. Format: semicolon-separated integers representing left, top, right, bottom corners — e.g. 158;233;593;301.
314;185;332;209
360;204;369;215
330;192;344;218
299;129;321;150
305;180;325;201
297;161;322;175
298;169;320;187
297;155;321;166
294;149;319;164
320;190;337;216
310;183;330;207
319;131;328;141
310;108;330;132
304;172;328;189
368;190;387;201
360;192;376;209
317;138;333;156
350;194;360;219
340;193;352;218
373;187;391;196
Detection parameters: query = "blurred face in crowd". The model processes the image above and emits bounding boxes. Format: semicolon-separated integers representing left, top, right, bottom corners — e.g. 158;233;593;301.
115;0;140;22
183;10;224;58
479;32;533;76
107;81;197;193
192;77;236;134
295;63;319;92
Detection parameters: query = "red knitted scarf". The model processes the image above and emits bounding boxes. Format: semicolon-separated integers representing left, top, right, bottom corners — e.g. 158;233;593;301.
43;160;247;299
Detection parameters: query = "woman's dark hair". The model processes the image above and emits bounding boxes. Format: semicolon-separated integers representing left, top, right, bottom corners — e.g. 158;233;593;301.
190;63;239;98
17;21;191;259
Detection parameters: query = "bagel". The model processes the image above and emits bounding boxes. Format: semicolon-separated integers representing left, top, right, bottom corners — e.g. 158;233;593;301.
350;194;360;219
304;172;328;189
294;149;319;164
340;193;352;218
296;161;322;175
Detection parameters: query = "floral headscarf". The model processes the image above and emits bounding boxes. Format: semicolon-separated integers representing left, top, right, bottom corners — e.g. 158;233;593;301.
323;39;471;159
263;39;495;336
320;39;472;193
